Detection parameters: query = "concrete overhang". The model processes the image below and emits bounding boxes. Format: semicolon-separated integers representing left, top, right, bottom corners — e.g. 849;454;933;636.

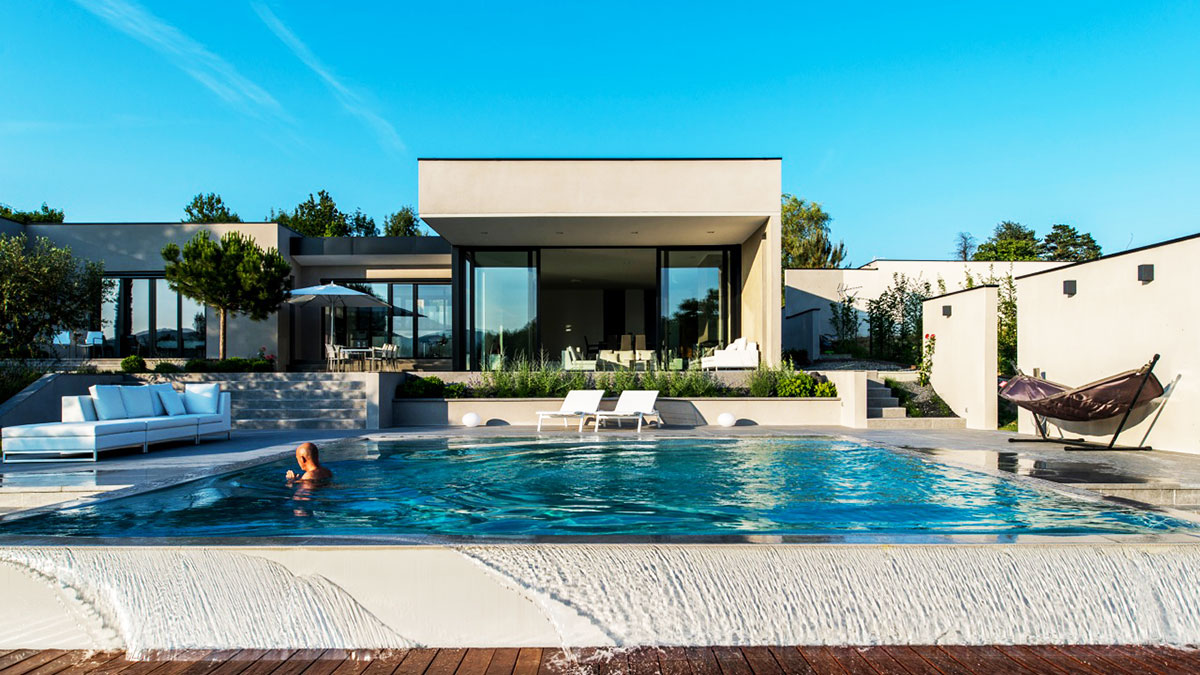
288;236;451;266
420;213;771;247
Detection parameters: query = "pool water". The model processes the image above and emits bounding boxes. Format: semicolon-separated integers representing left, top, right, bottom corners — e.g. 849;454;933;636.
2;437;1193;538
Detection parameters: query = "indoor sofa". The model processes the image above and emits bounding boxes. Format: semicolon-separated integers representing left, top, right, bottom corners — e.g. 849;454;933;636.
1;383;231;463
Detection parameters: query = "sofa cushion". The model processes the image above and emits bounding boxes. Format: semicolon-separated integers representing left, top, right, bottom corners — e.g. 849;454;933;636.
142;416;198;431
120;386;156;418
89;385;128;420
180;412;224;425
183;383;220;414
62;395;98;422
2;419;144;438
150;383;187;416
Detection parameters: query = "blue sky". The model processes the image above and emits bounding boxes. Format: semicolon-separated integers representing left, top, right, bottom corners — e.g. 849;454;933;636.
2;1;1198;262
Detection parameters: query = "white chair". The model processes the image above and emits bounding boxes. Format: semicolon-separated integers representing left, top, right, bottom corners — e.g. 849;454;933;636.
593;390;661;432
325;344;348;372
701;338;760;370
563;347;597;371
536;390;605;432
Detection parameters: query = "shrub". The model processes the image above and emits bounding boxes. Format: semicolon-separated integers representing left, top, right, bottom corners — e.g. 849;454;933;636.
0;363;45;405
814;380;837;397
444;382;468;399
250;357;275;372
120;355;147;373
153;361;182;373
776;371;816;397
184;358;209;372
397;375;446;398
747;365;777;397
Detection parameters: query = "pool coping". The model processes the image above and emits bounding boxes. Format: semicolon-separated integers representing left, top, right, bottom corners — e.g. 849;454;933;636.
2;430;1200;547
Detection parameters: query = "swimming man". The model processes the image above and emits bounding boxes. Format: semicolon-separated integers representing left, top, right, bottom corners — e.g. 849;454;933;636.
285;442;333;483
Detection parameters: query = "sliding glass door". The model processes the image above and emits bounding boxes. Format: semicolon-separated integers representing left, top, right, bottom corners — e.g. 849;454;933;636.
461;250;538;370
659;249;731;368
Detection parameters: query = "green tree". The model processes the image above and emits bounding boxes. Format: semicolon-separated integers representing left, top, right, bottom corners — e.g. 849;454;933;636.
781;195;846;269
0;233;112;357
183;193;241;224
1039;223;1101;261
161;231;292;359
0;203;64;224
348;208;377;236
972;221;1040;261
383;206;426;236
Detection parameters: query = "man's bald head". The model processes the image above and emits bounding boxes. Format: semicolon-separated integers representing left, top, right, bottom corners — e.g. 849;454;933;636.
296;442;320;466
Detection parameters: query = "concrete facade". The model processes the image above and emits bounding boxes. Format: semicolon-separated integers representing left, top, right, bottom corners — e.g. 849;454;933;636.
1015;233;1200;453
785;259;1063;359
922;286;999;430
6;159;782;369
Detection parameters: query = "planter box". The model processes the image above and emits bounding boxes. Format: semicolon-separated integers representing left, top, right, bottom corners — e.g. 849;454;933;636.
391;396;843;428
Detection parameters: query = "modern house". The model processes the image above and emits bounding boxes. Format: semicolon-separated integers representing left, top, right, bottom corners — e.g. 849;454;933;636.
5;158;783;371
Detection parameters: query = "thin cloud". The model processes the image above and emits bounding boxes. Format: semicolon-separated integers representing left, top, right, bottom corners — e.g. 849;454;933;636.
73;0;284;119
252;2;404;153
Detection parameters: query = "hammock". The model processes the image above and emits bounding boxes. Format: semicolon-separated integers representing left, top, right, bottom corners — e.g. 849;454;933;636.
1001;354;1163;450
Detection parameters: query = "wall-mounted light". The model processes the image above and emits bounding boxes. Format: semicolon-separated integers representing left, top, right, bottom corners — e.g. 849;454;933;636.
1138;264;1154;283
942;305;952;317
1063;280;1077;296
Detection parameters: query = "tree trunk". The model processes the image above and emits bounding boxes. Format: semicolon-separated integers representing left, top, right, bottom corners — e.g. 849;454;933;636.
219;307;228;360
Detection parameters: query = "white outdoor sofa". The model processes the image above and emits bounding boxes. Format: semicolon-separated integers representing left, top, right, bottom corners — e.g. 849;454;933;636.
1;383;231;463
700;338;760;370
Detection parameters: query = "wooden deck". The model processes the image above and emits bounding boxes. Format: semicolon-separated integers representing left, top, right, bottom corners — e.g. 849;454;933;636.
2;646;1199;675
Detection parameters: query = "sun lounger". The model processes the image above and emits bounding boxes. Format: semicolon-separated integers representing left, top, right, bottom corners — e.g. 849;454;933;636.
593;390;661;432
536;389;605;432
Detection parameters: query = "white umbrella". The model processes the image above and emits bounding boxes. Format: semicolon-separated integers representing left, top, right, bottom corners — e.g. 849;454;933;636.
287;283;398;346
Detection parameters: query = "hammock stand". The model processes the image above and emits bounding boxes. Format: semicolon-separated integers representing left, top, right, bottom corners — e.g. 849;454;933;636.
1001;354;1162;451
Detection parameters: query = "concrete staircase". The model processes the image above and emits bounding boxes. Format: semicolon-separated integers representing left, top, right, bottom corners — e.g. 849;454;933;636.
865;379;966;430
136;373;369;430
228;374;367;430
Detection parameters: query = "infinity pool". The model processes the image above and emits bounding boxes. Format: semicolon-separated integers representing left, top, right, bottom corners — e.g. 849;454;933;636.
1;437;1193;538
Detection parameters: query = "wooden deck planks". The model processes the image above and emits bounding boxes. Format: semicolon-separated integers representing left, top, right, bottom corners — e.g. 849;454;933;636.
23;646;1200;675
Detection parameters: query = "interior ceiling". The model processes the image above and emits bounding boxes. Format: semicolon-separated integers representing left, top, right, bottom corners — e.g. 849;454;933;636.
421;215;767;247
540;248;656;290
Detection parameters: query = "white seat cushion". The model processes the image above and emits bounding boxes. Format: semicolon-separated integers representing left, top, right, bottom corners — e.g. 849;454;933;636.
134;416;198;431
120;386;156;419
183;383;220;414
89;385;128;420
180;412;224;425
150;383;187;416
3;420;145;438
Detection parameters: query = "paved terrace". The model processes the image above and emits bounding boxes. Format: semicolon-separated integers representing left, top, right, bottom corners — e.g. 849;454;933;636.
3;427;1200;514
4;645;1200;675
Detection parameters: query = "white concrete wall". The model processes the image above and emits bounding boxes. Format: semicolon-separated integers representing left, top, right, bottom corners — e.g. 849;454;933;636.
922;286;998;430
1016;234;1200;453
785;259;1064;359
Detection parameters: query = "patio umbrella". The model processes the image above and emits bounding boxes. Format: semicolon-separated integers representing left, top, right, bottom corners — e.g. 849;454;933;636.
287;283;399;346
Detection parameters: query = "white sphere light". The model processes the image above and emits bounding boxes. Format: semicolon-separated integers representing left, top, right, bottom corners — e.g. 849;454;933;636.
717;412;736;428
462;412;481;428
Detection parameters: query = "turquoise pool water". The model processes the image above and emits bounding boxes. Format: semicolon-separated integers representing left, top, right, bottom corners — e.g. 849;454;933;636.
1;437;1193;538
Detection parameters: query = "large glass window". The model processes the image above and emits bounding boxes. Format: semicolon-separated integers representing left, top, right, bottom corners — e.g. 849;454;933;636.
391;283;415;357
417;284;452;358
660;250;728;367
97;277;207;358
467;250;537;369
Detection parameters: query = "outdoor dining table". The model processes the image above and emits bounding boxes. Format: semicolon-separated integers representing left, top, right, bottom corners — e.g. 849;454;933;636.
339;347;375;370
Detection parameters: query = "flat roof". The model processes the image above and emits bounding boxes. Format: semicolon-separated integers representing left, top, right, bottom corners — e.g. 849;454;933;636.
1015;231;1200;280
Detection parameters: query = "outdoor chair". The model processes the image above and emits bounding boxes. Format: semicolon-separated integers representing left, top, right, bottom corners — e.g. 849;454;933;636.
563;346;597;371
325;343;348;372
701;338;760;370
536;389;605;432
593;390;661;432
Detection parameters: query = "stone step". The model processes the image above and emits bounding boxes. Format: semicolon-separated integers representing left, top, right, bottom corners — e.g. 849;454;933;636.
234;418;364;430
867;406;907;419
865;417;966;430
230;397;367;409
235;408;366;420
221;381;366;392
867;395;899;407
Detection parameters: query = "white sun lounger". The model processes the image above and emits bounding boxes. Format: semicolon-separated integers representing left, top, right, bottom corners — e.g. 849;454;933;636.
536;390;605;432
593;390;661;432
